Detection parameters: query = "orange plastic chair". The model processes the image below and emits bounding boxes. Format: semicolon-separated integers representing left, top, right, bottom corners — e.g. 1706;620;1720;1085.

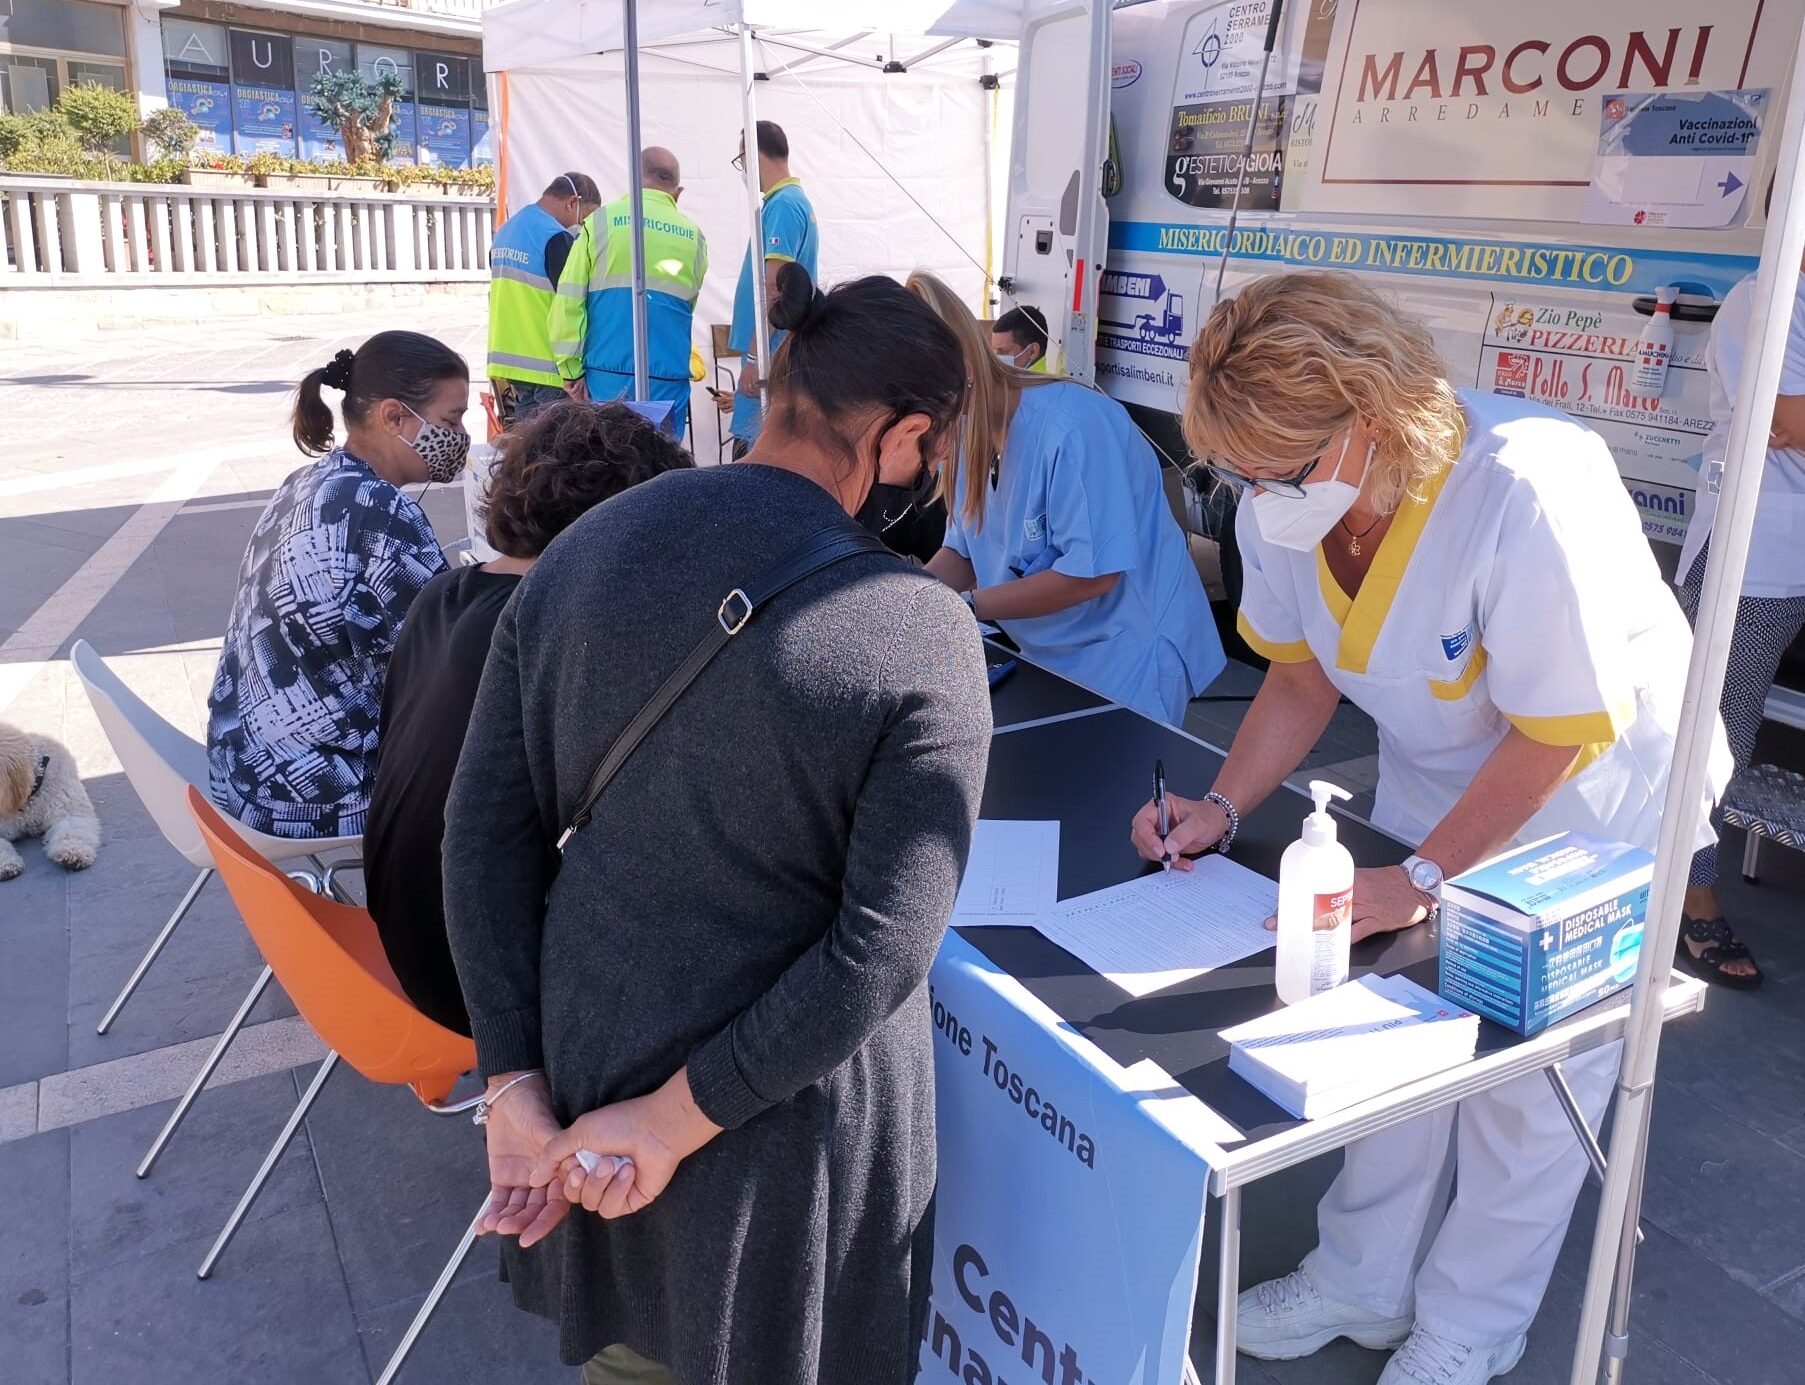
186;787;493;1378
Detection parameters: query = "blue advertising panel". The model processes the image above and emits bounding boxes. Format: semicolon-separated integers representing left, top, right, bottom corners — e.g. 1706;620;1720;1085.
416;102;471;169
231;83;297;157
298;105;345;163
386;100;418;164
167;78;230;152
471;108;492;166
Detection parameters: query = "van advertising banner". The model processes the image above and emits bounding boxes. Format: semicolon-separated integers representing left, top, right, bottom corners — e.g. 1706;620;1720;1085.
1478;297;1713;542
1583;89;1767;228
1163;0;1338;213
1309;0;1770;220
919;932;1210;1385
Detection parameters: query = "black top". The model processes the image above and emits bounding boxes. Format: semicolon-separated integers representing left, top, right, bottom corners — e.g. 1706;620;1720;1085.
442;465;992;1377
365;564;522;1036
544;230;574;289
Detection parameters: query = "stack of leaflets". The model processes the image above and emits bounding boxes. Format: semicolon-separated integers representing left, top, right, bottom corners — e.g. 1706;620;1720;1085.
1222;975;1481;1120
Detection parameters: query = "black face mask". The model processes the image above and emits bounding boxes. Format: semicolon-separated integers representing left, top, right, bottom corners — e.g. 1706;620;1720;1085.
857;457;939;535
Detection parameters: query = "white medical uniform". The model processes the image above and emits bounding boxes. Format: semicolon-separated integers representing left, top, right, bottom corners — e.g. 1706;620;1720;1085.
1237;389;1731;1346
1676;271;1805;598
943;381;1226;724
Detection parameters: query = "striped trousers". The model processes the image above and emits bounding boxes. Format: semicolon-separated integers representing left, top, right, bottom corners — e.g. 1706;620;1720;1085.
1678;543;1805;887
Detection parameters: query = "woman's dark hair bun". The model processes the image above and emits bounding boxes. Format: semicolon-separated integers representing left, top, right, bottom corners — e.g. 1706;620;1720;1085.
319;349;355;392
768;261;827;334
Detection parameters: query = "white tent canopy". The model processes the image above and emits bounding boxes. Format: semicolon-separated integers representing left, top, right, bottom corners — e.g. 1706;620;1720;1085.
484;1;1015;457
484;0;1039;70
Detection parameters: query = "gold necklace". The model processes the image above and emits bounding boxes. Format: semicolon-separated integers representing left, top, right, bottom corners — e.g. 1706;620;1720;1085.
1339;511;1384;557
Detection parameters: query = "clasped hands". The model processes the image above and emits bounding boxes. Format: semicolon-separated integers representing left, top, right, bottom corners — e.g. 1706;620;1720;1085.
475;1069;719;1249
1131;791;1432;942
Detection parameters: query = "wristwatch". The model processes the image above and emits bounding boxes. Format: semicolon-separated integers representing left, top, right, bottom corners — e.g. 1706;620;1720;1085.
1399;854;1445;910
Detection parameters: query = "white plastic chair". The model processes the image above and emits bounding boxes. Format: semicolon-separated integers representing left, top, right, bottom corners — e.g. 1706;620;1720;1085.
69;639;361;1176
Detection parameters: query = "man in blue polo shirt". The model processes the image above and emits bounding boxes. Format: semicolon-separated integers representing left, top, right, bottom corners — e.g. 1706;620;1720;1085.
721;120;819;456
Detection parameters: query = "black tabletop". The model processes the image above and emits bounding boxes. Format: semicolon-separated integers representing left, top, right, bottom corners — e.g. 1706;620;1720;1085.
985;639;1109;729
961;705;1607;1149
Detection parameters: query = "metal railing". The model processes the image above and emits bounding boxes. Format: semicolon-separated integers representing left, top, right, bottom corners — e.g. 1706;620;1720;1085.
0;177;493;284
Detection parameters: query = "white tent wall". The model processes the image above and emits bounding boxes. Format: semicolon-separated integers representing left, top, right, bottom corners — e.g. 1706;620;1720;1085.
490;47;997;458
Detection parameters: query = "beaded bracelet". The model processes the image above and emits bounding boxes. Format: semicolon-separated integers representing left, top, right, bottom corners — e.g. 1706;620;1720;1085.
1203;790;1241;854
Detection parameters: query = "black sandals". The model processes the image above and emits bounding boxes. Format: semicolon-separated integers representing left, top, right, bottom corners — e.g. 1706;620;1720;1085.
1676;915;1765;991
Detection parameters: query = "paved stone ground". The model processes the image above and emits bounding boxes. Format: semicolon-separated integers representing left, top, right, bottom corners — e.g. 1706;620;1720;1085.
2;308;1803;1384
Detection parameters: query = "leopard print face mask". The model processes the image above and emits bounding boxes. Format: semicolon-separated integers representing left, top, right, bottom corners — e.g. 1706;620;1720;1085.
402;404;471;483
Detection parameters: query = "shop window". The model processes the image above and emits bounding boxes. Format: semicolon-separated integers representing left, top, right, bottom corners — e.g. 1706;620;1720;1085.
2;55;58;113
0;0;125;58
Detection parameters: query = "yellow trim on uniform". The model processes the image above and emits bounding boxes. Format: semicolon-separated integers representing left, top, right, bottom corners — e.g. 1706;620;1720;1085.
765;253;797;264
1315;547;1353;625
1504;703;1634;749
1237;611;1316;664
1567;741;1614;779
1428;646;1488;701
1333;463;1455;675
765;177;802;196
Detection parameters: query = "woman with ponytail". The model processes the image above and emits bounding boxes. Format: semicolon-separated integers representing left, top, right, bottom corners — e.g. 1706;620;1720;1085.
207;330;469;839
442;264;990;1384
908;272;1226;724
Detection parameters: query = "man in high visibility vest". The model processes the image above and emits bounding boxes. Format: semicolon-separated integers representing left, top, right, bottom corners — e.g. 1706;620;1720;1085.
552;148;707;439
488;171;600;427
992;304;1052;373
720;120;819;456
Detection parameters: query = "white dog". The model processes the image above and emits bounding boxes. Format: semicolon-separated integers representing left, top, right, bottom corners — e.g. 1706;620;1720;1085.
0;722;101;880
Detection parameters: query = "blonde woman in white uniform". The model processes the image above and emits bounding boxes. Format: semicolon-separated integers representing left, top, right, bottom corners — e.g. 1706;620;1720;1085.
1130;272;1729;1385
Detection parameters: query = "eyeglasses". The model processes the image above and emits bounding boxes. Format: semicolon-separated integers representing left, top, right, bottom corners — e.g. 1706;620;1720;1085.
731;152;746;173
1199;451;1323;500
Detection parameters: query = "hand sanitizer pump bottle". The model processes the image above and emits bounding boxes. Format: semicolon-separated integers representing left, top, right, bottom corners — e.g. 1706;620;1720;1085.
1632;286;1678;397
1275;780;1356;1005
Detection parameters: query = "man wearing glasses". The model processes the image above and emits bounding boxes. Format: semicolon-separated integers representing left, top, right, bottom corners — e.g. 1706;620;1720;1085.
720;121;819;458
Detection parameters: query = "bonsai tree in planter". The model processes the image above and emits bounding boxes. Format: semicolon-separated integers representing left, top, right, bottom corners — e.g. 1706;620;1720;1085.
56;82;140;178
306;69;406;165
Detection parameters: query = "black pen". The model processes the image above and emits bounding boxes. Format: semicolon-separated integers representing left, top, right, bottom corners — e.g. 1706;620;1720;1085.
1155;759;1171;871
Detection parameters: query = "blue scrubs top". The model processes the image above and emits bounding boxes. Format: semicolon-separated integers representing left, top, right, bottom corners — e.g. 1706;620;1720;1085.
944;381;1225;724
729;179;819;444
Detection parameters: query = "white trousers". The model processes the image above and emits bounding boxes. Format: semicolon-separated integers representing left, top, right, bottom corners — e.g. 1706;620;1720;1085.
1302;1042;1620;1347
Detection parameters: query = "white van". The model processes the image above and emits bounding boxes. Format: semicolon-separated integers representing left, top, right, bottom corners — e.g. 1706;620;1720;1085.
999;0;1803;725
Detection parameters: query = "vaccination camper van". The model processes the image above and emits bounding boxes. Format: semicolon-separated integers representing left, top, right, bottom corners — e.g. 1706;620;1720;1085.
999;0;1804;724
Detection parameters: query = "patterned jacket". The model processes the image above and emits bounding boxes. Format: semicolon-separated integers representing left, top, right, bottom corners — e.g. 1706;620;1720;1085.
207;448;447;838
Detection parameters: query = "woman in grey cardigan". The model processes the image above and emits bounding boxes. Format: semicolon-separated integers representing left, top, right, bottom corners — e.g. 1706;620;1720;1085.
443;265;992;1384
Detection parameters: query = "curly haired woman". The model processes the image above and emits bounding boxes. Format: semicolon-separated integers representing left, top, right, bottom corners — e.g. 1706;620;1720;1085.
364;400;692;1035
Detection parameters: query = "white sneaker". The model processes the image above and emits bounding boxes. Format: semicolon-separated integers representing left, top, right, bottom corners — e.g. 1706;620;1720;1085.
1234;1267;1413;1361
1377;1327;1529;1384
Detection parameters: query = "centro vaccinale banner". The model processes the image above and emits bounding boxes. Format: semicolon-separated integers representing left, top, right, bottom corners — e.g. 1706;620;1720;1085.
921;932;1210;1385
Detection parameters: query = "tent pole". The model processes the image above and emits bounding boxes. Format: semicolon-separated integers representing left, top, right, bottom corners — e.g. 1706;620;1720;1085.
739;22;772;426
623;0;650;401
1567;36;1805;1385
1211;0;1284;308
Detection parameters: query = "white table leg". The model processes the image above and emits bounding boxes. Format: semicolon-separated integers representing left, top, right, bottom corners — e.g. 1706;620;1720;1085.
1215;1186;1241;1384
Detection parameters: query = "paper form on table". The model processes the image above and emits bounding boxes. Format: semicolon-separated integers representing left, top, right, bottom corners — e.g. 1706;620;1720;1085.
1034;856;1278;997
951;819;1061;926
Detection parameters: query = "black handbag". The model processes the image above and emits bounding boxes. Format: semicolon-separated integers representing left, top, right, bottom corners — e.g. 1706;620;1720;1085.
556;525;891;852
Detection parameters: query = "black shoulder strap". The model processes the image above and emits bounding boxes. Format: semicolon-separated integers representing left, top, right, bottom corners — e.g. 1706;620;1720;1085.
556;527;890;851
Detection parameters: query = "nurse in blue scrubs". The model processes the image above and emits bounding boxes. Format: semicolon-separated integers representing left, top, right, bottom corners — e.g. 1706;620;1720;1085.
907;273;1225;724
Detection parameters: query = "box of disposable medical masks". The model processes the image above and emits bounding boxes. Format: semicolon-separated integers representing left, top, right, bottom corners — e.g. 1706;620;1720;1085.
1438;833;1654;1037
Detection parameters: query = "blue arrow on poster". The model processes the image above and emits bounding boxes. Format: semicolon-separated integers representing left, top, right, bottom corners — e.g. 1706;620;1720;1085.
1100;270;1168;302
1719;171;1744;198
